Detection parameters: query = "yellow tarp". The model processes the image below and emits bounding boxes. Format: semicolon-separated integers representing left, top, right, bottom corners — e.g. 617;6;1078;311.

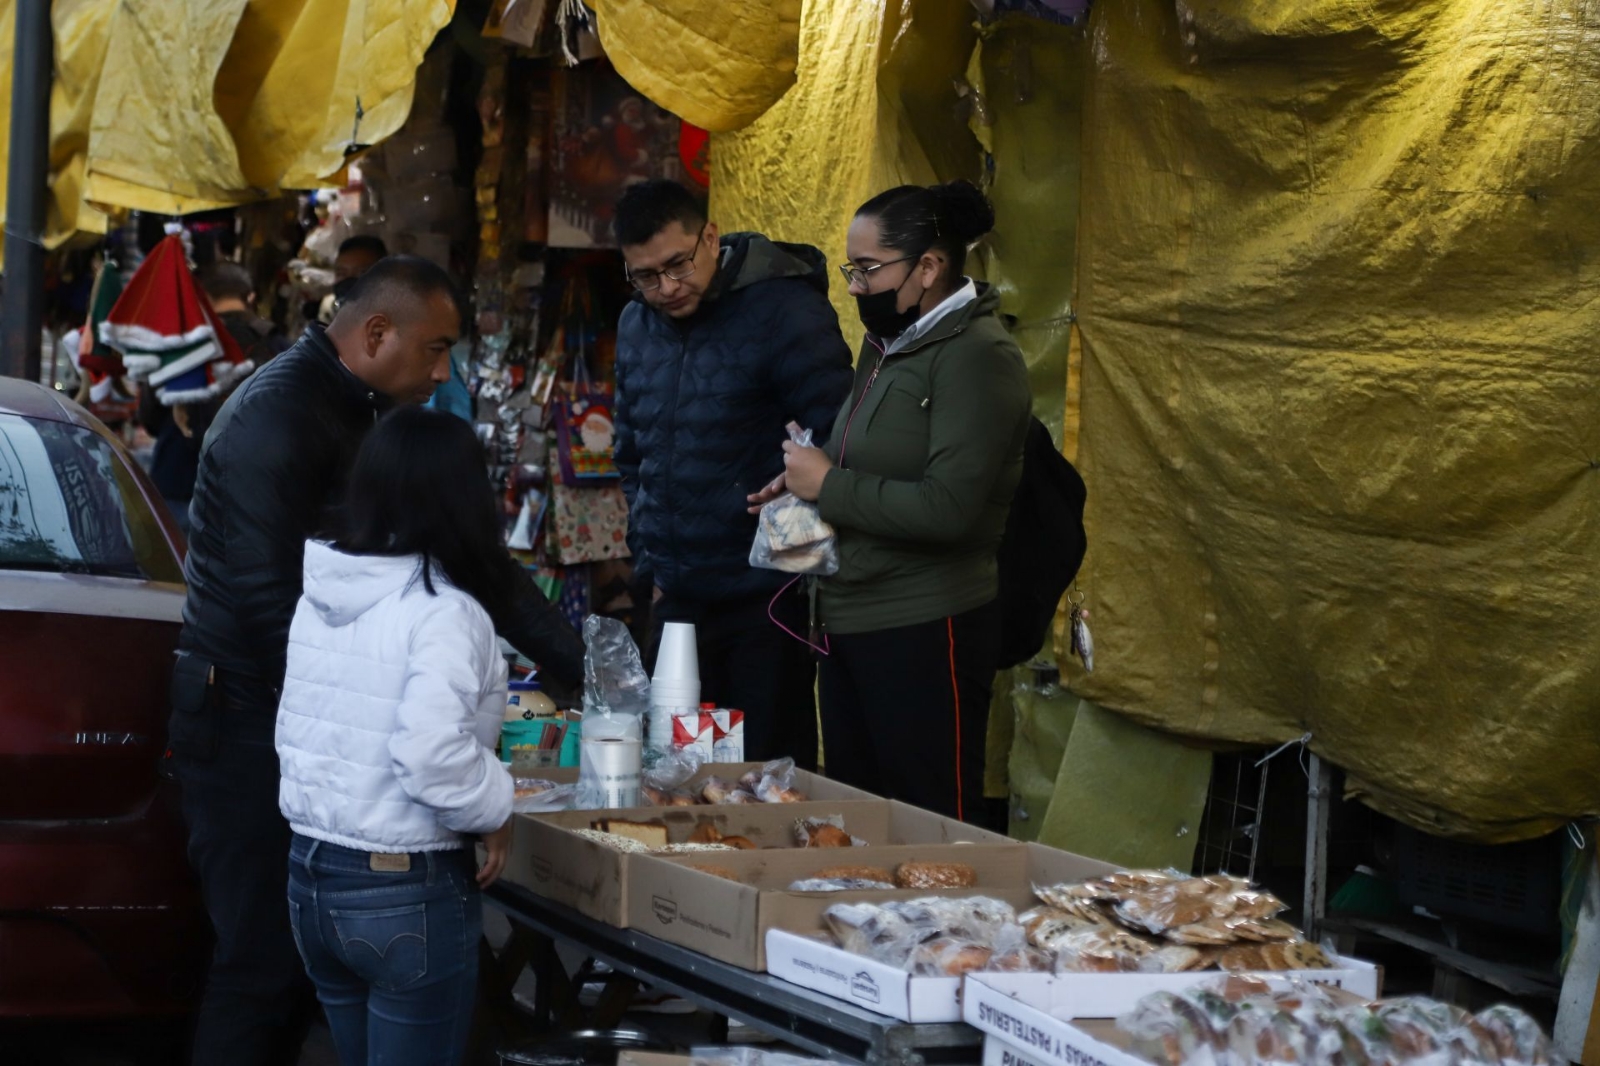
708;0;977;333
0;0;451;247
594;0;801;133
1066;0;1600;842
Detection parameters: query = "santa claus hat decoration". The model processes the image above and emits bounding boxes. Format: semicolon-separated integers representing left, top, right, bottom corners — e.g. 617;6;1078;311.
100;225;253;406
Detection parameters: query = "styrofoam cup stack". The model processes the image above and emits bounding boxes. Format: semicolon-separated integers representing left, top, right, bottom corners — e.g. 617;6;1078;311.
649;623;700;752
653;622;699;684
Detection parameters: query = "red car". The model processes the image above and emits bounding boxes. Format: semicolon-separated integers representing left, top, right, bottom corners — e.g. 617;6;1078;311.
0;377;207;1020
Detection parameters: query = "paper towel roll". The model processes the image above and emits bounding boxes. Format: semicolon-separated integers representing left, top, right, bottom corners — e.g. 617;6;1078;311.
581;735;641;808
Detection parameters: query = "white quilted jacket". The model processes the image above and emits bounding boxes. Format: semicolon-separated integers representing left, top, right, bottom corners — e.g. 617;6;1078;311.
276;541;512;853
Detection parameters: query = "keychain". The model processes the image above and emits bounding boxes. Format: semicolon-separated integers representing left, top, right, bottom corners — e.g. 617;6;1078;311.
1068;589;1094;673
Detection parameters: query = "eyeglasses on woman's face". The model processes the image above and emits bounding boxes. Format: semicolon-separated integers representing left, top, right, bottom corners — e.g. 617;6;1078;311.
838;255;916;290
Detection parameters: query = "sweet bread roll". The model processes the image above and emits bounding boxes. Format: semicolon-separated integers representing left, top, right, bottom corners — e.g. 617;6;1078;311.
690;864;741;882
687;821;723;845
895;861;978;890
720;835;759;850
804;825;853;848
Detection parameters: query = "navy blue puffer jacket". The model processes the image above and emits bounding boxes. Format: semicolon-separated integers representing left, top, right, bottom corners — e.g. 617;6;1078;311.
615;232;854;602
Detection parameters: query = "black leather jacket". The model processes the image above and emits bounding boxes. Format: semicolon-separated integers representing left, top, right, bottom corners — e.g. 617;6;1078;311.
178;327;585;704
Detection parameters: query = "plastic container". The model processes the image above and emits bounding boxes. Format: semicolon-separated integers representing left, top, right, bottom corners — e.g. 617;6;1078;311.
505;679;557;722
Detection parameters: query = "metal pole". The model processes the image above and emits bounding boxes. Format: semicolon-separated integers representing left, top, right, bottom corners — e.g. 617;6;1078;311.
1303;752;1333;943
1;0;52;382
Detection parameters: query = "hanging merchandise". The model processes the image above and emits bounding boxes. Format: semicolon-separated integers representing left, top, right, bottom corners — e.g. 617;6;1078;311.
77;259;127;379
101;232;253;406
548;61;685;249
555;561;591;631
549;285;619;481
679;122;710;189
547;444;631;566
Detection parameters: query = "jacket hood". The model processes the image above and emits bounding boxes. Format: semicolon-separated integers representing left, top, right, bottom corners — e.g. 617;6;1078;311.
301;541;422;628
719;232;831;298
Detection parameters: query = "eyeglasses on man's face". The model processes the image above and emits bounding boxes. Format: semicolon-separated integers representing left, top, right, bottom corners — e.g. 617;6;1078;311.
627;226;707;292
838;255;916;289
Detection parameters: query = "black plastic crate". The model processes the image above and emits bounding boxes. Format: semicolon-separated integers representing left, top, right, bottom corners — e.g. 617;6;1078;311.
1392;826;1560;936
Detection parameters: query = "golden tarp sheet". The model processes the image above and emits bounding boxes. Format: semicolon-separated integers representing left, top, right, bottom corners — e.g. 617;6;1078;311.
593;0;801;133
1066;0;1600;842
0;0;452;245
709;0;977;330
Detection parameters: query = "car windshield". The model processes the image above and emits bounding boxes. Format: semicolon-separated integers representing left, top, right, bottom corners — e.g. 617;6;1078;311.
0;412;182;583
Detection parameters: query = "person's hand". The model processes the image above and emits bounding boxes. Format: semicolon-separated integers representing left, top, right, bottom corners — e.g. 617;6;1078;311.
746;472;787;514
782;441;833;502
477;817;514;888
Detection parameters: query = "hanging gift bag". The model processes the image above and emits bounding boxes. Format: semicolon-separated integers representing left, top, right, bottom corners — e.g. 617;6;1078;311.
548;441;631;566
553;352;619;481
550;281;620;482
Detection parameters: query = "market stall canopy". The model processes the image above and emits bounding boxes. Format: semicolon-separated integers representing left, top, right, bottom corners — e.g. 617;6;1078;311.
592;0;802;133
0;0;454;257
1065;0;1600;842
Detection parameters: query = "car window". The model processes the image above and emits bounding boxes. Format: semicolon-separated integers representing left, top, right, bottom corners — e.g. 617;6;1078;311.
0;413;182;583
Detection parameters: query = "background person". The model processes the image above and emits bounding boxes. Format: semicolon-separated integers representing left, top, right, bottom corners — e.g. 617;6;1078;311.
276;407;518;1066
754;181;1029;829
613;179;852;768
169;256;584;1066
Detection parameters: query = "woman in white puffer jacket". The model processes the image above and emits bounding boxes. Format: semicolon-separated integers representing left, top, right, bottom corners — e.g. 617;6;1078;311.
275;406;526;1066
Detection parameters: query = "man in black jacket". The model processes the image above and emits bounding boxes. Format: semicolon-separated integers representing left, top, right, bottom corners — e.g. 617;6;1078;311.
169;256;584;1066
614;181;853;769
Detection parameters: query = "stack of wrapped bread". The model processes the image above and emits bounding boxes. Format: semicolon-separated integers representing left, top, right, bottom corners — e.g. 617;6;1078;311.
820;869;1337;979
1118;974;1551;1066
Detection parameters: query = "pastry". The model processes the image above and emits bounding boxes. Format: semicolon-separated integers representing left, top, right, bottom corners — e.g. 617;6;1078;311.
1216;939;1331;972
689;864;741;882
815;865;895;884
719;835;759;850
687;821;724;845
757;779;807;803
654;842;737;855
589;819;668;849
571;829;650;852
700;776;737;804
723;790;761;805
895;861;978;890
803;825;854;848
909;937;993;977
789;877;896;892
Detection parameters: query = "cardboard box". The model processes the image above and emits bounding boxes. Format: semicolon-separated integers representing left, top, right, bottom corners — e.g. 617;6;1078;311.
981;1035;1060;1066
508;797;997;927
616;1055;692;1066
638;842;1115;973
963;953;1382;1041
765;928;967;1023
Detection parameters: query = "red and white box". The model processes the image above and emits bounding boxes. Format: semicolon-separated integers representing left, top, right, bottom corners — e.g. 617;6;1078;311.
711;710;745;762
671;712;714;762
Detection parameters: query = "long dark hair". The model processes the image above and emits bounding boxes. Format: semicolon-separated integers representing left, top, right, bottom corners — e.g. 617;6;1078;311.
336;406;516;622
855;179;997;281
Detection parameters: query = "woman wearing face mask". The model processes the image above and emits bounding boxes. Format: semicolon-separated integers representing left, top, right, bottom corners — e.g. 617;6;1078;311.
749;180;1029;829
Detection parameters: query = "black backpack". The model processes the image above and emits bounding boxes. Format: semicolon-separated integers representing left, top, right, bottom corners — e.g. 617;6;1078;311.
995;418;1088;669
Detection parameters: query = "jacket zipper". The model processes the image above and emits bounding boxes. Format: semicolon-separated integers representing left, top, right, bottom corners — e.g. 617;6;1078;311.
836;327;962;468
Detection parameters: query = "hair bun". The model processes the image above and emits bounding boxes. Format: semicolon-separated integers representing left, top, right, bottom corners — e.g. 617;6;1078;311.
933;180;995;245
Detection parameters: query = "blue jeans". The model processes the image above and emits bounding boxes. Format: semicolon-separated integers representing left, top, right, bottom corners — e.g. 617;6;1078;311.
287;834;481;1066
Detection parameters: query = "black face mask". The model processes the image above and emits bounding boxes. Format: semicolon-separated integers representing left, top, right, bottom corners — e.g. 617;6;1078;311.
855;268;922;339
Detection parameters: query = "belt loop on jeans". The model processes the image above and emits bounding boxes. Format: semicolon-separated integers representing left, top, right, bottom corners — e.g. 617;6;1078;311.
303;839;320;878
424;850;437;885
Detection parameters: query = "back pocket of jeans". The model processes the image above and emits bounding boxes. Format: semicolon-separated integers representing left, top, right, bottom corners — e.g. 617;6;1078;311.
330;903;428;991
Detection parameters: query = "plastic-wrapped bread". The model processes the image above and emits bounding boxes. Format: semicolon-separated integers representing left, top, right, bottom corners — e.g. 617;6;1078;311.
789;876;896;892
909;937;993;977
895;861;978;889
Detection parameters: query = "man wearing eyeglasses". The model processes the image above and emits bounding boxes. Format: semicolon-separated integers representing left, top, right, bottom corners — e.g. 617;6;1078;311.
613;179;853;770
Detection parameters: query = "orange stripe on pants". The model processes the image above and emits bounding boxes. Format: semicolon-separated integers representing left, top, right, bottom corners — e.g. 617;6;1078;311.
947;617;963;821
